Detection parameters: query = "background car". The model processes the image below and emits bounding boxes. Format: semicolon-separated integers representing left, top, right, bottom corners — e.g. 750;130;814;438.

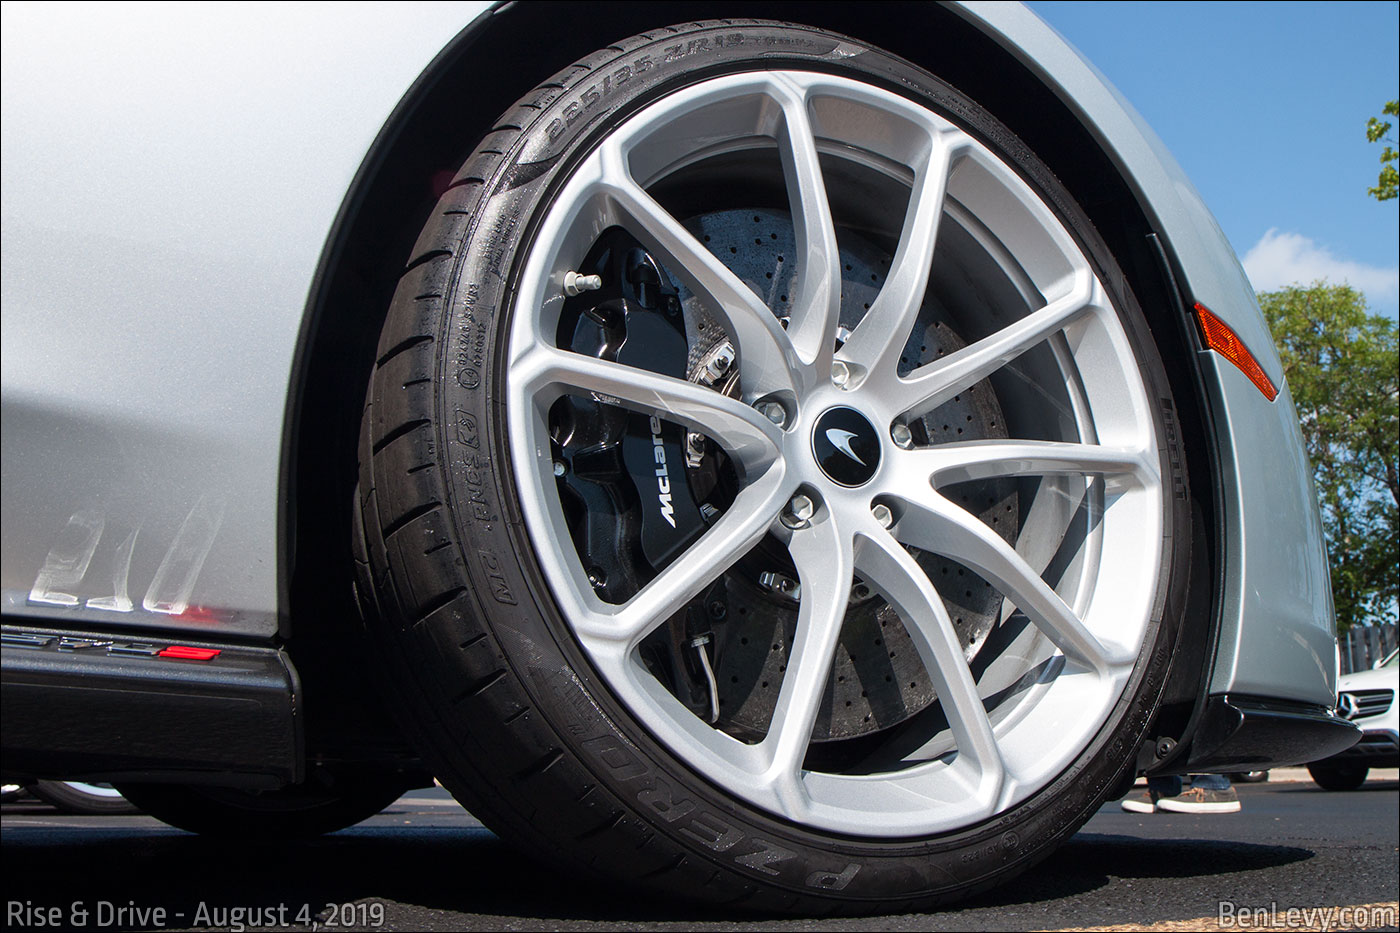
1;1;1357;913
1309;649;1399;790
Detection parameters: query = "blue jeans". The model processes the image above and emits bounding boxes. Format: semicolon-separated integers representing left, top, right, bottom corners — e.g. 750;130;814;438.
1148;773;1232;796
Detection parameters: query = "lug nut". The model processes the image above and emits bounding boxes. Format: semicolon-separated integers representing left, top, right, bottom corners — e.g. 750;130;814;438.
831;360;851;389
758;400;787;427
563;270;603;296
872;503;894;529
890;422;914;449
782;493;816;529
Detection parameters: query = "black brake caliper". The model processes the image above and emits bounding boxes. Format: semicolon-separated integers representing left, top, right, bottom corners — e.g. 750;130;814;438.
550;229;708;605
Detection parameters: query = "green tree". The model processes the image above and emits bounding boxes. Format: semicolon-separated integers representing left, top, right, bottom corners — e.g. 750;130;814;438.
1260;283;1399;631
1366;99;1398;201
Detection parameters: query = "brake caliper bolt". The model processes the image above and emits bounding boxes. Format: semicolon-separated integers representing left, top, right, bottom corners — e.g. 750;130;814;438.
872;503;894;529
758;400;787;428
563;270;603;297
759;570;801;601
552;460;567;477
890;422;914;449
831;360;851;389
781;493;815;529
685;432;706;468
699;341;736;386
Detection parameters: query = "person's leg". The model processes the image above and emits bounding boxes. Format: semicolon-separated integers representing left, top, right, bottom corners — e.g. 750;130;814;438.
1152;775;1186;795
1189;773;1232;791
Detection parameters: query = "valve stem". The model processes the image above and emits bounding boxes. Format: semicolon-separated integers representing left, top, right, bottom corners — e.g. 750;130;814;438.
563;270;603;296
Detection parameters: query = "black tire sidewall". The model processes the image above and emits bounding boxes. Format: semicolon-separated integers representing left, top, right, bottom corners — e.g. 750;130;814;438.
114;782;406;838
417;21;1189;905
1307;763;1367;791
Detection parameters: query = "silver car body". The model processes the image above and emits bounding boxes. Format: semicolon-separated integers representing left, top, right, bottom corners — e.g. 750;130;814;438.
0;1;1336;709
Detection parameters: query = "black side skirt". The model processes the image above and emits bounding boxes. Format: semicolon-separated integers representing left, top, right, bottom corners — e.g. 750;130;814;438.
1;623;299;789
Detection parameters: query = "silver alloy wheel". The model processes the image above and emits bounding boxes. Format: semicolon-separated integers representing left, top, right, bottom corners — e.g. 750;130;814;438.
506;71;1164;836
27;779;139;814
61;781;125;798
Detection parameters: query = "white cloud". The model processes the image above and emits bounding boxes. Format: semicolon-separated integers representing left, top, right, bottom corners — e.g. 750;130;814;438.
1242;229;1399;309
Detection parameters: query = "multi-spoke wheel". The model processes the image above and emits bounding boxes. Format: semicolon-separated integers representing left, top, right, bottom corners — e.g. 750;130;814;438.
28;780;138;814
356;21;1189;912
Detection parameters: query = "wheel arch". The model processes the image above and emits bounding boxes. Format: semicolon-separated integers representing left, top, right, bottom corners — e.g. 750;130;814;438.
282;0;1221;760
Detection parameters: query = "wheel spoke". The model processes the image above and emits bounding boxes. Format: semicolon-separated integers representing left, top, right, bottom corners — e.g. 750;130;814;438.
503;69;1168;837
516;346;781;475
893;492;1130;673
596;146;799;400
853;528;1005;794
758;512;853;804
837;125;966;385
895;277;1098;420
575;466;791;648
905;439;1157;492
771;79;843;371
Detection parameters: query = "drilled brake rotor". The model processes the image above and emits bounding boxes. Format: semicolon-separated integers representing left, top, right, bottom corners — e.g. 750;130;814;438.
678;209;1020;742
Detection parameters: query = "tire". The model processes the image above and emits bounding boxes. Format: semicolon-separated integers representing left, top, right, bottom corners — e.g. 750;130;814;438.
1307;762;1368;791
354;20;1190;912
1228;770;1269;784
113;782;407;838
28;780;139;815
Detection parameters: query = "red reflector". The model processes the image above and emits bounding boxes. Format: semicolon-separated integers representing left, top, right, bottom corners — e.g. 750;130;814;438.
158;645;221;661
175;605;222;623
1193;303;1278;401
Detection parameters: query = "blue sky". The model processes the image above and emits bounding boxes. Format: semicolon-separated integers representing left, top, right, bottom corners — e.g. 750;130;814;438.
1030;1;1400;316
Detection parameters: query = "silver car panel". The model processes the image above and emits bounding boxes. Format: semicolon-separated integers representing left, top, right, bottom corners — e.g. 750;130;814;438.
1;2;492;636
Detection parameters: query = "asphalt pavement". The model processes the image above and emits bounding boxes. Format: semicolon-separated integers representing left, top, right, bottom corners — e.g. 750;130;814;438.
2;771;1396;932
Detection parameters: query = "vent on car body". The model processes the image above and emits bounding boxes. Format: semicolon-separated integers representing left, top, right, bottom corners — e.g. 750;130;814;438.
1338;689;1393;720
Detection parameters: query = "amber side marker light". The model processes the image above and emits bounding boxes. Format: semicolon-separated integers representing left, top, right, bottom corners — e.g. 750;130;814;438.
1193;302;1278;401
